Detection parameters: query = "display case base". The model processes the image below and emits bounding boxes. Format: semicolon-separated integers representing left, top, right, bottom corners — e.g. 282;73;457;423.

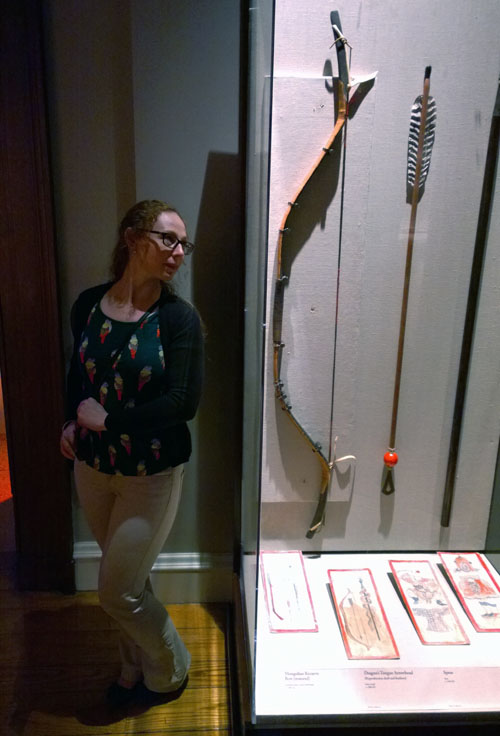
234;553;500;733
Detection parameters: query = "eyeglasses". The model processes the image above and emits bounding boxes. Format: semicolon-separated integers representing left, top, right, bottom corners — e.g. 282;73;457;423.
138;229;195;255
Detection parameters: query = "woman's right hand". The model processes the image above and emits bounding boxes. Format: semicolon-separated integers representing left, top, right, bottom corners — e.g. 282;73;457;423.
60;420;77;460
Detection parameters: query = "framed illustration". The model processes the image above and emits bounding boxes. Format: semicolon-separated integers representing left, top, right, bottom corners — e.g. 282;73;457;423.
260;551;318;633
390;560;469;645
438;552;500;632
328;568;399;659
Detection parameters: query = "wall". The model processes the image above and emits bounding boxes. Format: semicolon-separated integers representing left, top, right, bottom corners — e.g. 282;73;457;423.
43;0;138;553
44;0;137;319
130;0;243;557
43;0;243;598
258;0;500;551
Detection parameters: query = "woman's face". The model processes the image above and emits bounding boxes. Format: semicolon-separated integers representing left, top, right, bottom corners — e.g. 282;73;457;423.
138;210;187;282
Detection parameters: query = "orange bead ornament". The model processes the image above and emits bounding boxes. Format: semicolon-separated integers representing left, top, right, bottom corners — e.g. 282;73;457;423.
384;450;398;468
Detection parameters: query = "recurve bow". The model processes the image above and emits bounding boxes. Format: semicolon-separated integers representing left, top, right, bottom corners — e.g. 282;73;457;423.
273;11;355;538
339;588;370;651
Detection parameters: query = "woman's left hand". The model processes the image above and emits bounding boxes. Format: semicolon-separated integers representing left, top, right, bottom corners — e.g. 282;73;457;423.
77;398;108;432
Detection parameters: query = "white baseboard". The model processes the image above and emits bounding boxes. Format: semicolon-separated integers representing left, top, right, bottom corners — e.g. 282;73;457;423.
73;541;233;602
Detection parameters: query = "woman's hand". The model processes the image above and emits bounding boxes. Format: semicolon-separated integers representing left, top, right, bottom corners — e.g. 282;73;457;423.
60;420;77;460
77;398;108;432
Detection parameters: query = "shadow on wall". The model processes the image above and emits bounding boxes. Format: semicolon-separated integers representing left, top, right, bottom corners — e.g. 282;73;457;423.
192;151;244;549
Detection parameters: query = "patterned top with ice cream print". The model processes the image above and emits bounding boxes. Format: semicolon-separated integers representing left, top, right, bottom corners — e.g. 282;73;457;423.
76;301;170;475
66;282;204;476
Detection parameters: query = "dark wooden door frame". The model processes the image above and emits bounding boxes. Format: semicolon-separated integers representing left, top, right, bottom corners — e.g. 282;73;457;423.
0;0;74;591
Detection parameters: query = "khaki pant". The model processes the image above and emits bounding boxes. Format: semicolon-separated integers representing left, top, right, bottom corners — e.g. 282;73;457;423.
74;459;190;692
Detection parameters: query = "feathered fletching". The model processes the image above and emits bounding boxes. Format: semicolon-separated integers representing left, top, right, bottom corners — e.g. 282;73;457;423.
407;94;437;190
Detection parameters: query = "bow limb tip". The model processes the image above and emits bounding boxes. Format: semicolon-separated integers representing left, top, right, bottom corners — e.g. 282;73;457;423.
306;509;326;538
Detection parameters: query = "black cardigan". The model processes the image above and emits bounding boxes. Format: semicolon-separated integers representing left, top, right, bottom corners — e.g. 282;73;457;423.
66;282;204;467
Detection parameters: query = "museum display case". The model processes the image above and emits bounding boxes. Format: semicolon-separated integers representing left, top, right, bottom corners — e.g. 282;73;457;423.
237;0;500;731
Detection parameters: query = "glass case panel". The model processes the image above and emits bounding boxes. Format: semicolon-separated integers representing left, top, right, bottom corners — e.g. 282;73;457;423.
240;0;275;716
241;0;500;728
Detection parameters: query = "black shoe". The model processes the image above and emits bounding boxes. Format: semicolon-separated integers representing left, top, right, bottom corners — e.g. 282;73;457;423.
135;675;189;707
106;681;139;707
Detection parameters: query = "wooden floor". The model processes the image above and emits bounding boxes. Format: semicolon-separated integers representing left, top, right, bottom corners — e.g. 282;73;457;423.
0;554;233;735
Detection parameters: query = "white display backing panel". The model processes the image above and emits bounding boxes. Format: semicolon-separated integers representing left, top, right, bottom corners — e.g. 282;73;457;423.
255;553;500;717
261;0;500;550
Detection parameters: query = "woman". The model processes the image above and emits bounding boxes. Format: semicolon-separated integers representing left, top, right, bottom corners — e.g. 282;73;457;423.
60;200;203;706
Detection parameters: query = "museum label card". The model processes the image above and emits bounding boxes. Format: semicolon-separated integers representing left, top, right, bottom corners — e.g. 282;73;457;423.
390;560;469;645
328;568;399;659
260;550;318;632
438;552;500;632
